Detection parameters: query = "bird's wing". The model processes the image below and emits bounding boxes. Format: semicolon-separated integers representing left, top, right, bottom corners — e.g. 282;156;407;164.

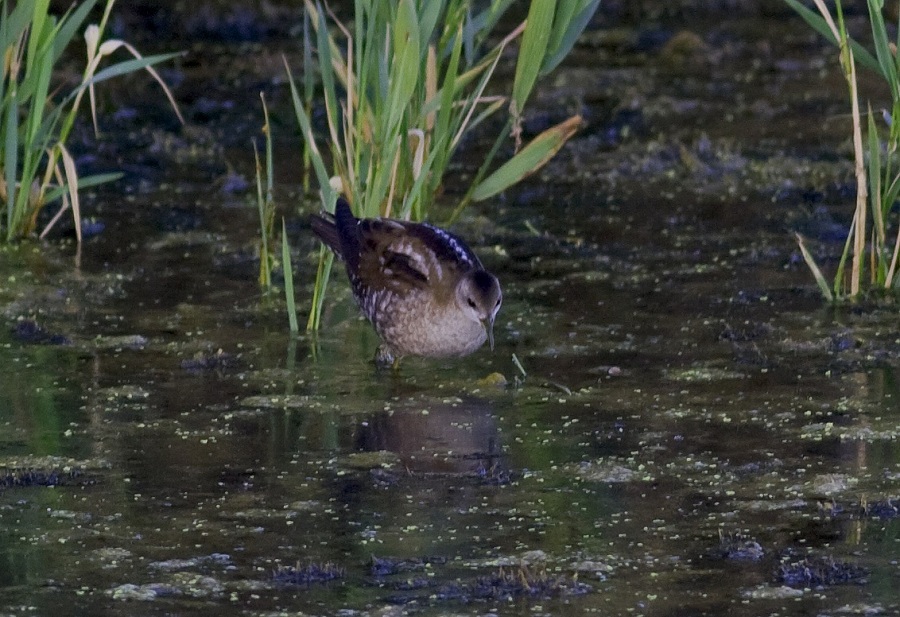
356;218;431;292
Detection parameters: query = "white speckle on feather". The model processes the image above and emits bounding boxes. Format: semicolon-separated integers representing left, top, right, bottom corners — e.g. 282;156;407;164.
423;223;474;267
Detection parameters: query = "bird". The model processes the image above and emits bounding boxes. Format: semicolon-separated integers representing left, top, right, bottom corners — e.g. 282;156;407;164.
310;197;502;365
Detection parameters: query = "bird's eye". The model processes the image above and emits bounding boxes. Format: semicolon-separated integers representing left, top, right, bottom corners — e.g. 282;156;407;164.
494;298;501;307
467;298;477;309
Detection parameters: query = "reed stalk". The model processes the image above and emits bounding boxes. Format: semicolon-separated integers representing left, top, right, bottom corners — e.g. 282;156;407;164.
786;0;900;299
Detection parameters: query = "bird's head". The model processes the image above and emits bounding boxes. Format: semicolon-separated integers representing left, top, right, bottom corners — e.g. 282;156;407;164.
455;270;502;349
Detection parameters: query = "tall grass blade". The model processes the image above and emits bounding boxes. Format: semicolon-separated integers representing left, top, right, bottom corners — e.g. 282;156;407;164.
511;0;554;118
282;218;299;334
384;0;420;136
314;6;341;148
306;248;334;332
866;0;900;101
843;18;867;297
73;52;183;93
1;3;34;52
867;106;885;247
833;215;856;297
51;0;96;64
433;24;464;145
542;0;600;75
254;141;271;288
449;119;512;224
418;0;444;51
26;1;51;76
41;171;121;206
4;94;18;238
302;10;314;191
468;0;516;52
795;233;834;301
284;57;334;206
255;93;274;270
886;221;900;287
57;143;81;244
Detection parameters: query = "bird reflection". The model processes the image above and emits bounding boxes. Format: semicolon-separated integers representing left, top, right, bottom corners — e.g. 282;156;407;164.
353;397;504;476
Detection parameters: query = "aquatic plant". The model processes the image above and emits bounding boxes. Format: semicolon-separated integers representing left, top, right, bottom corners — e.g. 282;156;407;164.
254;95;299;333
288;0;599;331
0;0;182;243
786;0;900;300
255;94;276;290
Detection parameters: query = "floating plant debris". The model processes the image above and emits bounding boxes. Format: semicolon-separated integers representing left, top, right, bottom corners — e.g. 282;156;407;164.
441;565;592;602
775;555;868;588
180;349;238;371
710;532;765;562
0;468;88;489
11;319;70;345
273;562;345;585
475;461;513;485
386;565;592;605
858;499;900;519
370;555;447;576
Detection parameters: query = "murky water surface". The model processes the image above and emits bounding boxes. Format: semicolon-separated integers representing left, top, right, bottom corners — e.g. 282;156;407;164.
2;3;900;616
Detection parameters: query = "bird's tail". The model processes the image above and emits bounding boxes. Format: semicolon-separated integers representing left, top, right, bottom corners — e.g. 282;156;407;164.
332;197;361;272
310;198;360;270
310;210;342;257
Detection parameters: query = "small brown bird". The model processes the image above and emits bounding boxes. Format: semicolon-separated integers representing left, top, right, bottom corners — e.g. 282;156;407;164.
310;198;502;364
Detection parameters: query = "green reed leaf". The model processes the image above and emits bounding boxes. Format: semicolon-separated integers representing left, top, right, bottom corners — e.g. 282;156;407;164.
472;115;582;201
4;95;19;238
795;233;834;301
51;0;97;64
867;106;885;247
511;0;554;116
784;0;881;76
42;172;122;204
542;0;599;75
384;0;420;134
283;218;299;334
867;0;899;101
285;59;334;207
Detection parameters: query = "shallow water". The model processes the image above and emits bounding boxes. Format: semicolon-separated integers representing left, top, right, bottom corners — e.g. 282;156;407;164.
2;3;900;617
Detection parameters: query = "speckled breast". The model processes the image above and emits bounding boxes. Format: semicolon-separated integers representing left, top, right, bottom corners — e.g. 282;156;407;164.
366;288;487;358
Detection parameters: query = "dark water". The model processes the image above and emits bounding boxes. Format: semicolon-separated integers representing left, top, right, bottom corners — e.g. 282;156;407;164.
2;3;900;616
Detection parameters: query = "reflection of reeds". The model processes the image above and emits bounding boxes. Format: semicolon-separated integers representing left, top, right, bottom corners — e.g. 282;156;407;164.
787;0;900;299
0;0;182;243
288;0;598;331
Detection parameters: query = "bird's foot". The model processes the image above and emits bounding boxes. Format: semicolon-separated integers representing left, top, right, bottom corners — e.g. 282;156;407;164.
374;345;400;369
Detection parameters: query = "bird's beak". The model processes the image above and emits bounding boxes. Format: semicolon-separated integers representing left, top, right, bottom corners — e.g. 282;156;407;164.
487;316;495;351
